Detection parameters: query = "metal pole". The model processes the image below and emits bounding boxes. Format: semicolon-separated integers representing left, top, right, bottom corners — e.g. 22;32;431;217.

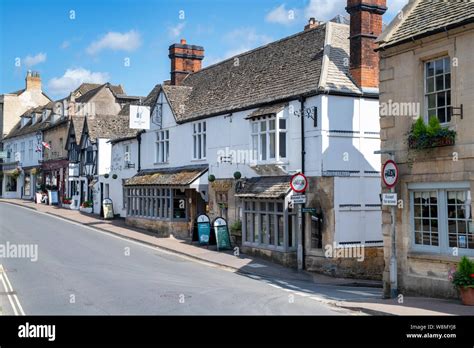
389;154;398;298
297;204;303;270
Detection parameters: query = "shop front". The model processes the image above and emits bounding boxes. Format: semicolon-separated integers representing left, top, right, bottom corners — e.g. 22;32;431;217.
41;159;68;204
124;165;208;239
1;162;21;199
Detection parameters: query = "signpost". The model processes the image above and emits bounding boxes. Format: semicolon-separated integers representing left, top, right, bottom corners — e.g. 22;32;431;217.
302;207;317;215
382;157;400;299
197;214;211;245
290;173;308;270
213;217;232;251
129;105;151;130
382;193;397;206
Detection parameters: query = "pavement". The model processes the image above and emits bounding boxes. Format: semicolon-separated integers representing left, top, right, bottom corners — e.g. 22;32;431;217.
1;198;473;316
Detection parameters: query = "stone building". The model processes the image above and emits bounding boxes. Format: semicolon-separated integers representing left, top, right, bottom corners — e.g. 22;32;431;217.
376;0;474;298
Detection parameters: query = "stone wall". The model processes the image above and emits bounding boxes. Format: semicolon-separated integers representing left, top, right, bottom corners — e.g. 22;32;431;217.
125;216;190;239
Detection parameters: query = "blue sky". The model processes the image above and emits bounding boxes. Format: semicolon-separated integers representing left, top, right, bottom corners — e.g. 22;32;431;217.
0;0;408;100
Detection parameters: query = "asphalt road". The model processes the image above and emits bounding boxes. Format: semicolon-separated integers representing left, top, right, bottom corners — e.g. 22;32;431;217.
0;202;359;315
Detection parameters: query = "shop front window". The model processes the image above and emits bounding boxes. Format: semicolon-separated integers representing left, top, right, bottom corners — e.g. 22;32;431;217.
24;174;31;196
242;199;295;250
173;189;186;219
6;175;17;192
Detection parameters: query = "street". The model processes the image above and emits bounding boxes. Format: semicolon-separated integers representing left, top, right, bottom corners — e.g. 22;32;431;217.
0;202;373;315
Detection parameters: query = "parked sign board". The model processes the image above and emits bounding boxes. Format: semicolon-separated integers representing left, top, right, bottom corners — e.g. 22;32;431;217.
290;173;308;193
197;214;211;245
214;217;232;251
382;193;398;206
0;151;8;159
382;160;399;188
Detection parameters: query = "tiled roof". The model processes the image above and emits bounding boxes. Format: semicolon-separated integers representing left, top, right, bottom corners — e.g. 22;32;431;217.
235;176;291;199
125;165;208;186
84;114;138;142
378;0;474;49
73;83;102;96
70;116;86;145
75;83;125;103
158;22;361;123
3;114;51;140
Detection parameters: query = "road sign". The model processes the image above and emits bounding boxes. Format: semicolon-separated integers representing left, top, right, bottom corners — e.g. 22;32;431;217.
290;173;308;193
290;194;306;204
382;193;398;206
302;207;316;215
382;160;399;188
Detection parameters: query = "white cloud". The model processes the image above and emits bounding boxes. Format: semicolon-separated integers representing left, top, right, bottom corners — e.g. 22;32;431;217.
266;4;298;25
168;22;186;39
305;0;345;21
61;40;70;49
24;53;47;67
48;68;109;96
86;30;141;55
386;0;409;16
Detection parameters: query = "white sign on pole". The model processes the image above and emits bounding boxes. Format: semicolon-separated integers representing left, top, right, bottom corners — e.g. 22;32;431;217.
382;193;398;206
290;194;306;204
129;105;150;130
14;152;21;162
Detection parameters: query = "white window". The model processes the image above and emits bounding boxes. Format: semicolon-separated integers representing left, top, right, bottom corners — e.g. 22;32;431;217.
425;57;451;124
411;186;473;255
193;122;206;160
251;116;286;162
124;144;131;165
28;140;33;160
155;130;169;163
20;142;25;162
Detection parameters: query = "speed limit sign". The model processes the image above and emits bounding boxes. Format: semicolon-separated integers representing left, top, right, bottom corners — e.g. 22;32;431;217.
382;160;399;188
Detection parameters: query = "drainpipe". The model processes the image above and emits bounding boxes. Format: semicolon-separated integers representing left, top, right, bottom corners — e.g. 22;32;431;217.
299;96;306;270
137;132;142;172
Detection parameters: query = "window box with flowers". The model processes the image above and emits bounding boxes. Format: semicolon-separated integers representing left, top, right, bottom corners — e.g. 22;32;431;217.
79;200;93;214
408;116;456;150
449;256;474;306
62;197;74;209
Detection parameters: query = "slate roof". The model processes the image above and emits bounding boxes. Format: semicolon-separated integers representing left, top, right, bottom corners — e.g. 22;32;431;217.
84;114;138;142
158;22;361;123
377;0;474;49
235;176;292;199
3;113;51;140
125;165;208;186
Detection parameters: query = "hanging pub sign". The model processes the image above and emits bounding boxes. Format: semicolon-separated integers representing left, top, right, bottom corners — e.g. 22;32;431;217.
290;173;308;193
213;217;232;251
196;214;211;245
129;105;151;130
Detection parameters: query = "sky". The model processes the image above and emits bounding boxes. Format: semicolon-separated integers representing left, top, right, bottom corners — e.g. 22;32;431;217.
0;0;408;100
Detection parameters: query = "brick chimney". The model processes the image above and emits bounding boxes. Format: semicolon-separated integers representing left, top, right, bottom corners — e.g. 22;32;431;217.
304;17;320;31
346;0;387;89
169;39;204;86
25;70;42;91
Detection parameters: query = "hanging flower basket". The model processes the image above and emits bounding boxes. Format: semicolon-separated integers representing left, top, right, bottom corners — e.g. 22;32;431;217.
233;171;242;180
30;167;41;176
104;173;109;179
208;174;216;182
11;168;21;179
112;174;118;179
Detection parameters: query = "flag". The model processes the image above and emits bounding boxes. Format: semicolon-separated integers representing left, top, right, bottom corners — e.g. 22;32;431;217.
42;141;51;150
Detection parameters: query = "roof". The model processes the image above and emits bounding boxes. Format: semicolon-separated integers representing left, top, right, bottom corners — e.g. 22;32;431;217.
69;116;86;145
159;22;361;123
246;103;287;119
125;165;208;186
235;176;291;199
75;83;125;103
377;0;474;49
3;113;51;140
84;114;138;142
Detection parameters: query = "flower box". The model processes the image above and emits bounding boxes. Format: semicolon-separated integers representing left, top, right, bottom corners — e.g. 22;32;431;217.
408;117;456;150
79;206;93;214
408;134;455;149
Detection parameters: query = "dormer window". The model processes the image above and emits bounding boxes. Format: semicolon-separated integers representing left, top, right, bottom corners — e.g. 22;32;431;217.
20;117;29;128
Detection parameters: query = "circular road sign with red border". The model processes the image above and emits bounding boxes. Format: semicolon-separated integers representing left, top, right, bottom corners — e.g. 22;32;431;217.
290;173;308;193
382;160;399;188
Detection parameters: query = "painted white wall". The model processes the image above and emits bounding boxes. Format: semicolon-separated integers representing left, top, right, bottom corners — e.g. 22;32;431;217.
97;139;112;175
103;139;138;217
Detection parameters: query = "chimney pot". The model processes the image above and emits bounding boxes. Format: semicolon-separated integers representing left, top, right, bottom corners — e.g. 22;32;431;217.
25;70;42;91
180;39;187;44
304;17;319;31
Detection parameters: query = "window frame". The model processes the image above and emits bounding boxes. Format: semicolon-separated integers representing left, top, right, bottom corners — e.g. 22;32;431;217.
409;182;473;256
155;129;170;164
424;56;452;124
192;121;206;160
250;115;287;164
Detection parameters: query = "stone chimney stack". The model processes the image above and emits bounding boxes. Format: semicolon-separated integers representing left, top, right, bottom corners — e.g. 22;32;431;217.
346;0;387;90
25;70;42;91
169;39;204;86
304;17;320;31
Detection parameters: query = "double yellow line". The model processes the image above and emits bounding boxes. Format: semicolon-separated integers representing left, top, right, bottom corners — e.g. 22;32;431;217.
0;264;25;315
